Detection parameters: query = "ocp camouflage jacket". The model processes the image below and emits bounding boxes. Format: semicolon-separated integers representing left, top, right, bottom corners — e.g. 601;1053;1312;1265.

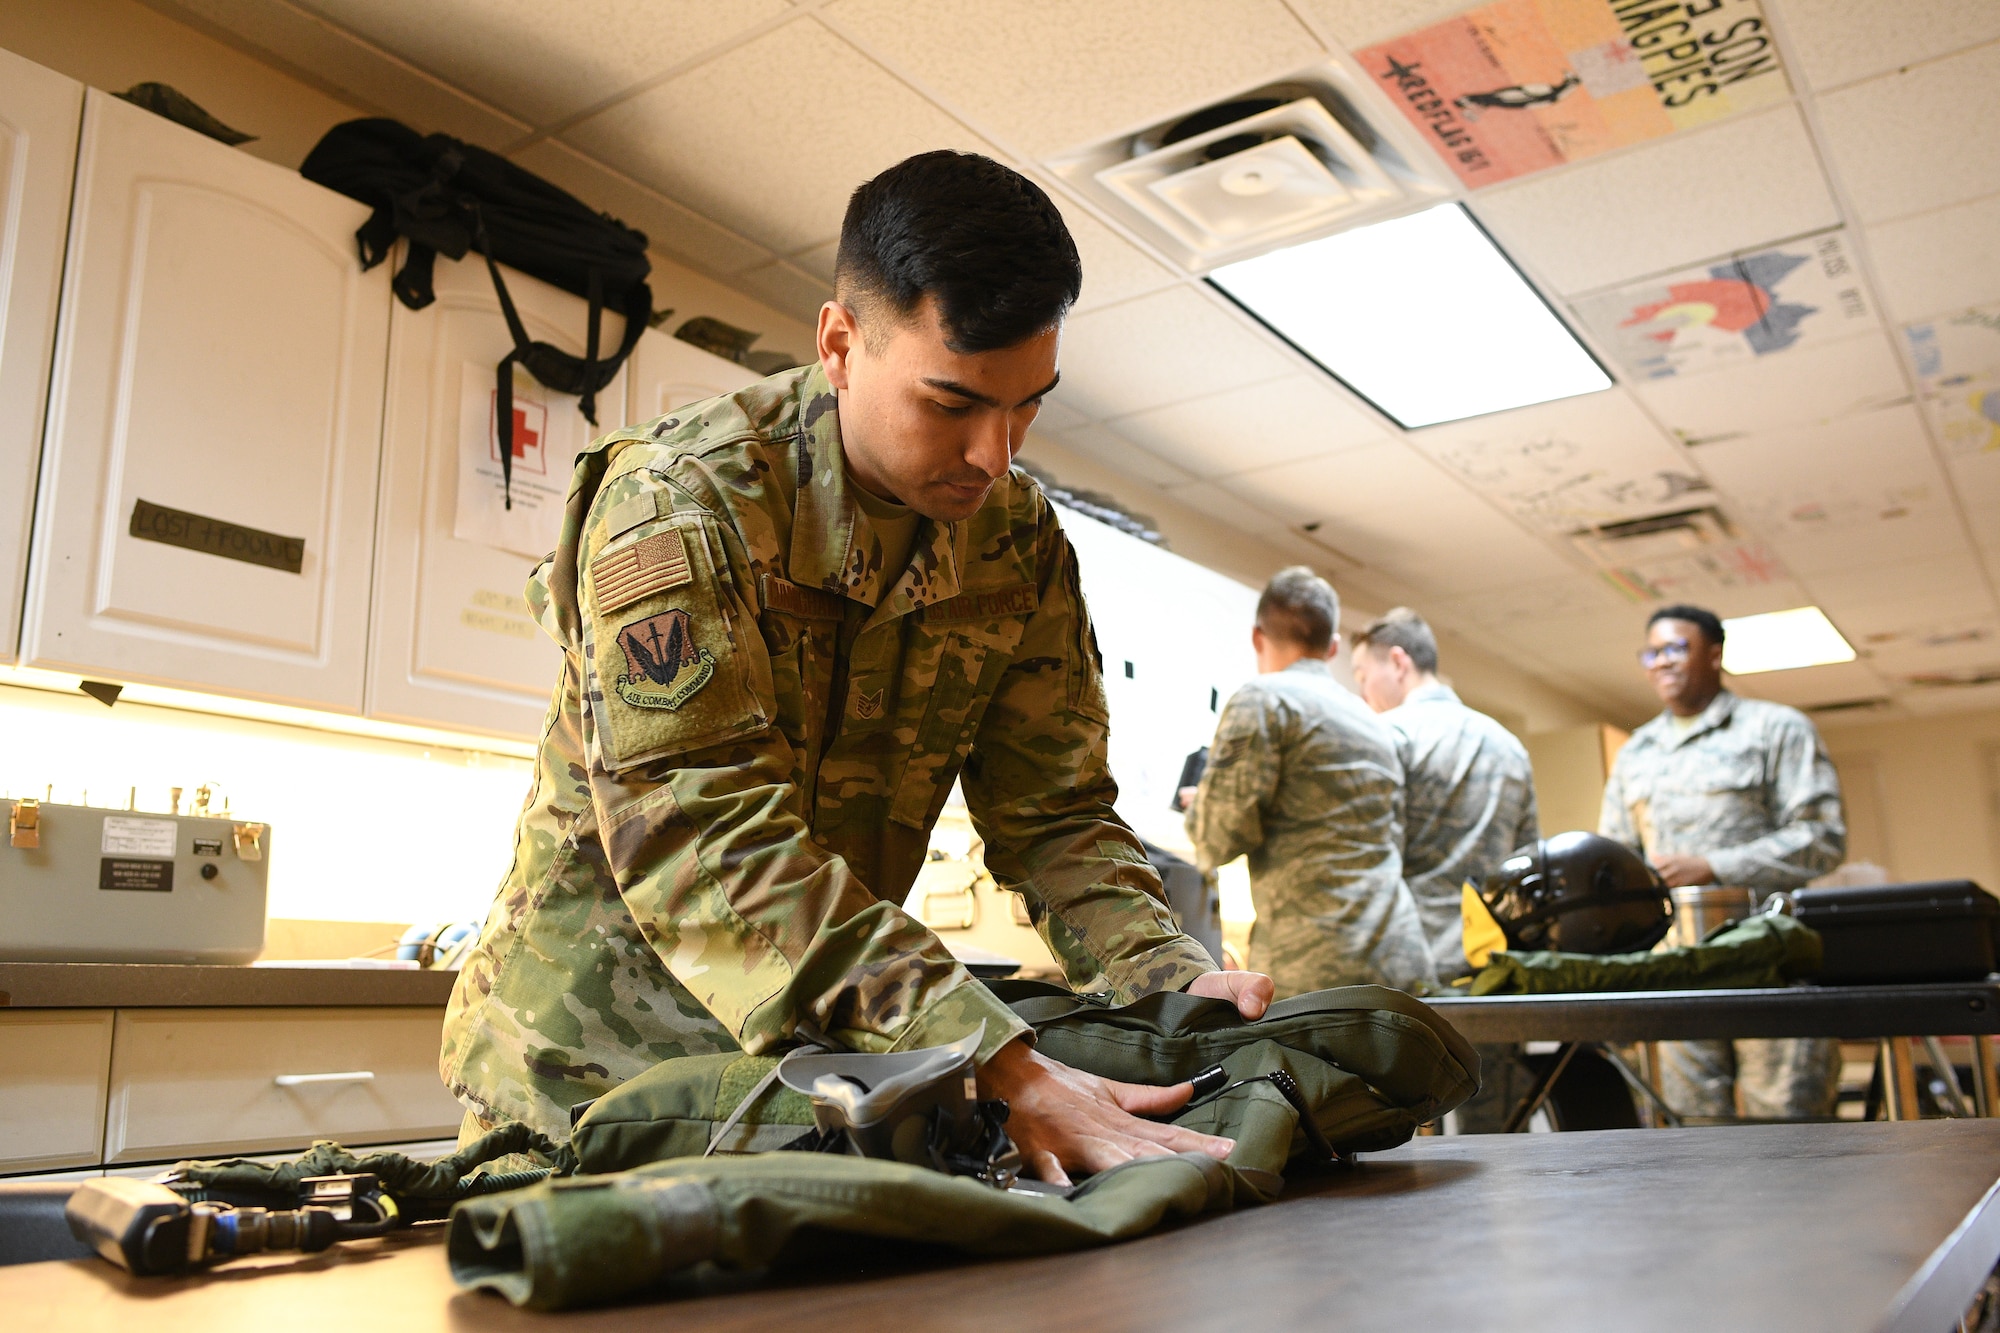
441;364;1214;1140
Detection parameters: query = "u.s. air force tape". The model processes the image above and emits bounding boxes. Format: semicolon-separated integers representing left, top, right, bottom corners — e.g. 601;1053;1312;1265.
591;531;692;613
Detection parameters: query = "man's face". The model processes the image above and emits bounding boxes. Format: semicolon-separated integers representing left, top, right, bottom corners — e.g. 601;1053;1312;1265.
1641;617;1724;714
818;294;1060;521
1349;643;1404;713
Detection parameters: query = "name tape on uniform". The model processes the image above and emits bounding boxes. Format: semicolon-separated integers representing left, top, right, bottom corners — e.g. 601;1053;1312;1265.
761;575;845;622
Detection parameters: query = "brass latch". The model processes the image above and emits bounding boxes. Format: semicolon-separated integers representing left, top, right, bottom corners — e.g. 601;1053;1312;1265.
232;822;266;861
9;799;39;849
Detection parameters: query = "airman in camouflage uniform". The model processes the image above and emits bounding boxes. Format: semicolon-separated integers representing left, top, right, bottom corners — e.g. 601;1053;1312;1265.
1350;611;1540;977
1604;607;1846;1120
441;363;1217;1142
1183;570;1435;998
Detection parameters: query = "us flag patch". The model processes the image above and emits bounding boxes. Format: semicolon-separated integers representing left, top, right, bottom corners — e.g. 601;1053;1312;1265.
592;531;692;613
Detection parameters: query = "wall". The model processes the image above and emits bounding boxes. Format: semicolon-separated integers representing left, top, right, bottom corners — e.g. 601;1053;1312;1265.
0;0;816;368
1020;430;1612;740
1817;705;2000;892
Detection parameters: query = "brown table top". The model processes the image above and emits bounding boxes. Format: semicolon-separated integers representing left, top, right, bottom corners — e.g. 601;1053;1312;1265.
0;962;459;1009
9;1119;1999;1333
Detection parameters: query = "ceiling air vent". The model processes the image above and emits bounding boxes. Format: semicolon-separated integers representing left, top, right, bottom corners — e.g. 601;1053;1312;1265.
1048;66;1451;273
1570;506;1735;568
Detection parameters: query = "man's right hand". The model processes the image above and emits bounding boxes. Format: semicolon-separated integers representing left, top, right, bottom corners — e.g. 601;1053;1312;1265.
977;1038;1233;1187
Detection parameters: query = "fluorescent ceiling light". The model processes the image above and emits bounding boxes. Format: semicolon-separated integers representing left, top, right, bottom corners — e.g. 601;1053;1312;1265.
1207;203;1611;428
1721;607;1856;675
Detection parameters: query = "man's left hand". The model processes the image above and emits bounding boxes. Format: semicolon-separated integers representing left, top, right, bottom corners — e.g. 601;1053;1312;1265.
1651;852;1716;888
1188;970;1274;1019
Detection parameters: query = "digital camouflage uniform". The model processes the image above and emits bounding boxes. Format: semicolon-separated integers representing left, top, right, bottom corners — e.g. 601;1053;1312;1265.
1384;682;1540;978
1184;659;1436;998
1600;690;1846;1120
441;364;1215;1142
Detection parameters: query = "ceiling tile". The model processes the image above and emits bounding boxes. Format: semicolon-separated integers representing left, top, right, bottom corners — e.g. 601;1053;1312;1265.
1060;202;1180;315
287;0;788;127
1473;108;1839;295
1897;678;2000;713
1054;287;1299;420
789;239;841;284
1816;42;2000;225
562;20;1006;254
1866;192;2000;323
508;140;774;277
1107;375;1392;479
824;0;1325;158
1289;0;1483;49
1152;479;1342;570
1217;443;1579;594
1030;394;1089;433
1808;552;1995;637
1863;620;2000;677
1047;424;1195;488
1695;404;1967;575
1731;659;1891;710
1411;390;1701;534
1776;0;2000;90
727;259;833;326
1633;332;1911;443
165;0;532;147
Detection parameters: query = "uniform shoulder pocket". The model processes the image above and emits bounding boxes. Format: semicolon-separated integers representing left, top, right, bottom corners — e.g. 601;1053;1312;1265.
582;511;773;770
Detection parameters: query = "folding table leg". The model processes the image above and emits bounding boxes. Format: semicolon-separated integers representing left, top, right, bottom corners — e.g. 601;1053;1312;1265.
1974;1035;1998;1119
1880;1037;1919;1121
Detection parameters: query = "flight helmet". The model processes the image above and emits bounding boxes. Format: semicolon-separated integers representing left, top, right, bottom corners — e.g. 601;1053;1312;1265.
1478;831;1673;955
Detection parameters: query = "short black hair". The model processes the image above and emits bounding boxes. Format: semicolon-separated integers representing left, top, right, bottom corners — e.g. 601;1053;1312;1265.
1354;607;1439;673
835;151;1082;353
1648;603;1725;646
1256;566;1339;654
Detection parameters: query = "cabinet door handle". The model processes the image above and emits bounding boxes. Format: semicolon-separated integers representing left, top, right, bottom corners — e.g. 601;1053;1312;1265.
273;1070;375;1087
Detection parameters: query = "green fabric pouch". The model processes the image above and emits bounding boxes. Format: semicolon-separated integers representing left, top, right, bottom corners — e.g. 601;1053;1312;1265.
1468;912;1824;995
569;981;1479;1176
458;989;1478;1310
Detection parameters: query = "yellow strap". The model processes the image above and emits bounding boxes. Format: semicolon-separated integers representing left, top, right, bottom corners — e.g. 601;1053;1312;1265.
1461;881;1507;970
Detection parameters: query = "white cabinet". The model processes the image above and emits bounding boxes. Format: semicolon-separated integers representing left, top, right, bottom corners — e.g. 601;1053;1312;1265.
103;1007;461;1164
621;324;759;429
0;50;83;664
368;255;629;738
21;91;390;711
0;1010;114;1173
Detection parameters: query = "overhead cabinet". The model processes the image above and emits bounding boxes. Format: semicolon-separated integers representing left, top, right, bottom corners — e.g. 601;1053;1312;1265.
368;255;633;738
22;90;390;711
623;324;760;428
0;50;84;664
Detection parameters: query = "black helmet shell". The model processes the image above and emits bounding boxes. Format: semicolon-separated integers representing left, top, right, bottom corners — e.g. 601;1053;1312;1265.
1479;831;1673;956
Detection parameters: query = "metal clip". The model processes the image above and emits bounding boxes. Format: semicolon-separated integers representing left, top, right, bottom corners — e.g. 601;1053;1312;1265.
9;798;40;849
232;822;266;861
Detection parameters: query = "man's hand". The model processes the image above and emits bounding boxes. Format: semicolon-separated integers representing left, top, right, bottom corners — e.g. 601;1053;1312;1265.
978;1039;1233;1187
1187;969;1274;1019
1650;852;1716;888
1175;785;1200;811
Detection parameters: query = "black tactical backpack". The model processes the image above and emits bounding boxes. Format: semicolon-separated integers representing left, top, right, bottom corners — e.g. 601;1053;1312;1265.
301;119;653;506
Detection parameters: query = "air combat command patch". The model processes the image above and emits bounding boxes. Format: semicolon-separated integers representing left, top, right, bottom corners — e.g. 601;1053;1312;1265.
615;608;715;710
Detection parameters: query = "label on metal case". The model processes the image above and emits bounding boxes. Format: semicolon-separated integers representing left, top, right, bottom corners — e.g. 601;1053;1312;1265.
100;858;173;892
101;816;177;857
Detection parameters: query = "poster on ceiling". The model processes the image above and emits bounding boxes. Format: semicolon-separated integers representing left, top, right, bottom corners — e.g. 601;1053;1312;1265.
1358;0;1791;189
1905;304;2000;455
1573;230;1876;379
453;362;590;561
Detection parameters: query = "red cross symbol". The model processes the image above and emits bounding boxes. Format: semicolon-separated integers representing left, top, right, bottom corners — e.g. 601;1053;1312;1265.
508;406;540;459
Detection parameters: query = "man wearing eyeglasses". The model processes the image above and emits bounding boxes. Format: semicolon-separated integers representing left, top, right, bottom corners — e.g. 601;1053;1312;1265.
1601;604;1846;1120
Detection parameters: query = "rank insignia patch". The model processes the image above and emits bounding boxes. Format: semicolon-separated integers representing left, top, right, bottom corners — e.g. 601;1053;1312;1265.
853;688;884;720
615;609;715;710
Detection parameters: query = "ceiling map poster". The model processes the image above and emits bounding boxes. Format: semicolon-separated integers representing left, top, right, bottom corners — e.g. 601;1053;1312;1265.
1906;304;2000;456
1573;230;1876;380
1359;0;1791;188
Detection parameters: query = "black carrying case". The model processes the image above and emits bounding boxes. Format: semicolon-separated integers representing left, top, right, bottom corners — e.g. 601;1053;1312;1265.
1786;880;1998;984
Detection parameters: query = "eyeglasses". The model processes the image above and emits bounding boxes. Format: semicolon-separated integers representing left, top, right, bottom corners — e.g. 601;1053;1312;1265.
1639;638;1692;668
